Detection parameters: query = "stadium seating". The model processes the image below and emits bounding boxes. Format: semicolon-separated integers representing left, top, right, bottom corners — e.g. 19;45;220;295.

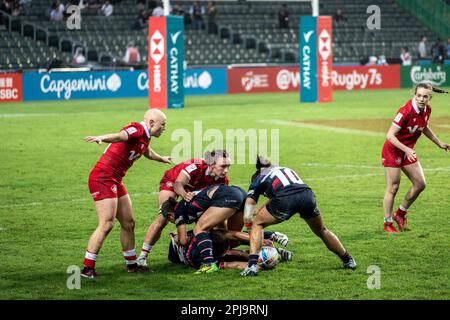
0;0;442;70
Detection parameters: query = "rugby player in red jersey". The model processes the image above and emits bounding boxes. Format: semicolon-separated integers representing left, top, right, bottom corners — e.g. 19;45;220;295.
137;150;232;268
382;83;449;233
81;109;171;278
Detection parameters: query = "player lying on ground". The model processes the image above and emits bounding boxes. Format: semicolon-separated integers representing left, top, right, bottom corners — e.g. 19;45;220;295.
81;109;171;278
137;150;231;268
240;157;357;276
169;183;247;274
168;229;293;270
381;83;449;233
163;183;291;273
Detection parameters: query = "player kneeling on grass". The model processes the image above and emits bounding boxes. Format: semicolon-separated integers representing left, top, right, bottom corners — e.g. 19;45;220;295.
240;157;357;277
81;109;171;278
381;83;449;233
137;150;231;269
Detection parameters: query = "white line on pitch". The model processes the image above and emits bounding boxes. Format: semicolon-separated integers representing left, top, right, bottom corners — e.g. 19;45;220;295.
0;192;160;209
258;119;385;137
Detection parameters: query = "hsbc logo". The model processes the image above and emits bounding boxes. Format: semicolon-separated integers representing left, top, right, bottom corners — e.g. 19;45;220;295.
150;30;164;93
318;29;331;60
150;30;164;64
318;29;331;87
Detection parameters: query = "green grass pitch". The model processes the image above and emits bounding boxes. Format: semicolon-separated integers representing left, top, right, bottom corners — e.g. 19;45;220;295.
0;88;449;299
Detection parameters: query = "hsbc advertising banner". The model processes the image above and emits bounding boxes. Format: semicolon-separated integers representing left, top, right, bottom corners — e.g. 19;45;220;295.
0;73;22;103
148;16;184;109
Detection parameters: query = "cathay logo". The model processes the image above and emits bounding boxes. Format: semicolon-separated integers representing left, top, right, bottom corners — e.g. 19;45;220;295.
171;31;181;44
303;31;314;43
150;30;164;64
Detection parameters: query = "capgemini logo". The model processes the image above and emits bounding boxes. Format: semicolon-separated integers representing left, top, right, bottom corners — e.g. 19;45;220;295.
106;73;121;92
150;30;164;64
198;71;212;89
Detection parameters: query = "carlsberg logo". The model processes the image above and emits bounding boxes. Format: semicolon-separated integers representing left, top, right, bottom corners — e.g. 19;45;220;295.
40;73;122;99
410;66;446;86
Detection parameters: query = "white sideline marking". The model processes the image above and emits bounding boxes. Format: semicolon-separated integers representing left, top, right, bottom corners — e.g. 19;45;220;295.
308;173;384;181
0;113;60;118
300;162;450;172
0;227;6;231
300;162;380;169
258;119;385;137
1;164;449;210
0;192;160;209
436;124;450;129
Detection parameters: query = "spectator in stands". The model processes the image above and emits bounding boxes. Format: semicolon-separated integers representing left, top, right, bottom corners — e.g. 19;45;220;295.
190;1;205;30
152;1;164;16
172;4;185;16
136;0;146;12
400;47;412;66
132;9;147;30
100;0;113;16
377;55;388;66
206;1;218;34
72;47;86;65
365;56;377;66
123;41;141;65
278;4;289;29
431;38;445;64
446;38;450;60
418;36;427;59
333;8;347;24
50;1;64;21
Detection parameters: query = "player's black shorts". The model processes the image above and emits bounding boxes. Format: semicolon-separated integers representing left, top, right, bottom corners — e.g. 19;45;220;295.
266;188;321;221
210;185;246;211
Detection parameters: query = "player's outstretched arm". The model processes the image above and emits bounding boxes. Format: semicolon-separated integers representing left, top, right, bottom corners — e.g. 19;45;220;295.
423;126;450;152
84;131;128;145
144;147;172;163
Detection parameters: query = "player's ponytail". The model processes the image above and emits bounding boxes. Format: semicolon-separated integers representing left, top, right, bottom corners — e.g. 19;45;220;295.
415;82;449;94
252;156;272;182
431;86;449;94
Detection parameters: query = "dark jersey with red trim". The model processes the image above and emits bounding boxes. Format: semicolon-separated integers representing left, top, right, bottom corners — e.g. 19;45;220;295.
93;121;151;179
169;231;202;268
247;167;309;201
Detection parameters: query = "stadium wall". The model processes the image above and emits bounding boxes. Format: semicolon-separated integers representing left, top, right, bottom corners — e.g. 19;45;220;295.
1;65;449;103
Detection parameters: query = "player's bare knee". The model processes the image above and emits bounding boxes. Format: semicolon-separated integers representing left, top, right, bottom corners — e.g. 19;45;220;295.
100;221;114;235
415;182;426;193
388;183;400;195
121;218;135;231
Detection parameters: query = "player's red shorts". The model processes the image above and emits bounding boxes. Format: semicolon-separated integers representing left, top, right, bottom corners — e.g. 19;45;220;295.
88;170;128;201
381;141;418;168
159;174;175;192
